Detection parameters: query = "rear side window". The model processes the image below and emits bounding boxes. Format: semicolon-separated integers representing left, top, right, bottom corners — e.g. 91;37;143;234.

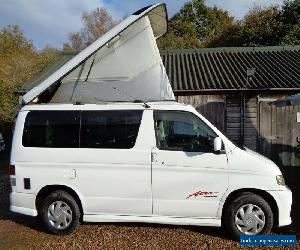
23;111;80;148
80;110;143;149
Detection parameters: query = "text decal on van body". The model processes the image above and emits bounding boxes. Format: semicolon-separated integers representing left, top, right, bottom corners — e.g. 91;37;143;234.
186;191;218;199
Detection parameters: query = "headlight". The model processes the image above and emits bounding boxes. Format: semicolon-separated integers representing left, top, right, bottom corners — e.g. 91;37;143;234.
276;175;285;186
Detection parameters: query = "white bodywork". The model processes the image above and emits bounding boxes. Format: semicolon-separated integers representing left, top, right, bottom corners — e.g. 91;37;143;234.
10;102;292;228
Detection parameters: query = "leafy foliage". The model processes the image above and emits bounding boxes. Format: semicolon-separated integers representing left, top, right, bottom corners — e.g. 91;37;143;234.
206;5;283;47
158;0;234;49
0;25;57;124
158;0;300;48
280;0;300;45
238;6;282;46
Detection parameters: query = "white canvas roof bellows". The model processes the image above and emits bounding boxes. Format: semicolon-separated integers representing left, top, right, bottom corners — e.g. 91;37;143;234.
22;3;175;104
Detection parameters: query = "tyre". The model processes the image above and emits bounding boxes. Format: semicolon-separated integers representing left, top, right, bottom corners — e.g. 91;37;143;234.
224;192;273;240
39;190;81;235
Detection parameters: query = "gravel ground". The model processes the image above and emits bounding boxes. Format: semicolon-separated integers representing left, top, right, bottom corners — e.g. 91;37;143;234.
0;174;299;250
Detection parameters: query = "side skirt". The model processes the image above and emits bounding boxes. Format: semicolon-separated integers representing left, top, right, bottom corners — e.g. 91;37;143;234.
83;214;221;227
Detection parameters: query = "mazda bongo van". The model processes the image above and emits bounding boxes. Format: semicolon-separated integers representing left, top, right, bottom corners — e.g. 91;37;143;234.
10;101;292;239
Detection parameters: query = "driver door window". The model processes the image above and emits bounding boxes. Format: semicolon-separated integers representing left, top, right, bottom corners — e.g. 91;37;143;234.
154;111;217;152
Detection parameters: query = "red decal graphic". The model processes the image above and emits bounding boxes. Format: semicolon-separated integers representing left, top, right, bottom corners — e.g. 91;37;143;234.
186;191;218;199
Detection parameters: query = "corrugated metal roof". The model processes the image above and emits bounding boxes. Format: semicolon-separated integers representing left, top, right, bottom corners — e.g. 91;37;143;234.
22;46;300;93
160;46;300;92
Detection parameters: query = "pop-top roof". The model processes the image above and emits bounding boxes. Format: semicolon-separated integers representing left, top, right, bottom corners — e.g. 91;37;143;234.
22;3;174;104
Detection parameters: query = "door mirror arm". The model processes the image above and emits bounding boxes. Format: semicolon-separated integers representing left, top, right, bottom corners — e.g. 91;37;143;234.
214;149;226;155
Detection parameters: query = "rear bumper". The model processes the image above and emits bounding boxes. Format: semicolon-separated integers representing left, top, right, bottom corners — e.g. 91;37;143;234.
10;192;37;216
268;188;292;227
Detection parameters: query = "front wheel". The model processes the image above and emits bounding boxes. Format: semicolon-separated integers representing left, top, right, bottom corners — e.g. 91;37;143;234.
224;192;273;240
39;190;81;235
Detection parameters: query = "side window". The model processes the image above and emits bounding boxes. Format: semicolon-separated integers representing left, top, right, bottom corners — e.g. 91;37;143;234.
23;111;80;148
80;110;143;149
154;111;217;152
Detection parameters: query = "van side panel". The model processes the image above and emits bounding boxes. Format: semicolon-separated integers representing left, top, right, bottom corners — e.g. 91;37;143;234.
11;110;155;216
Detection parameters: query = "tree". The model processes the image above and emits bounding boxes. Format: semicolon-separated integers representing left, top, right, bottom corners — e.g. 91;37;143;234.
207;1;300;47
281;0;300;25
157;0;234;49
64;7;117;51
159;0;300;48
202;23;243;47
280;0;300;45
0;25;57;125
208;5;283;47
239;6;282;46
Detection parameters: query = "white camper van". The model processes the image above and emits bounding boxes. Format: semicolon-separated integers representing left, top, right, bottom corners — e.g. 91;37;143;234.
10;4;292;239
10;102;292;238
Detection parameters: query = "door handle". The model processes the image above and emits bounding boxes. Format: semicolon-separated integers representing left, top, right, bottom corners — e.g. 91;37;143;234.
151;152;157;163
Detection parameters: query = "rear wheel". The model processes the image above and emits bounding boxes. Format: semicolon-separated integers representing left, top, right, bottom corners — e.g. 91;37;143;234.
39;190;81;235
224;192;273;240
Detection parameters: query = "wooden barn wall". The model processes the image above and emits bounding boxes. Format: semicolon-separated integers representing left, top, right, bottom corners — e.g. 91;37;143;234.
225;96;242;146
244;97;258;150
176;94;258;150
226;95;258;150
176;95;225;132
258;94;300;187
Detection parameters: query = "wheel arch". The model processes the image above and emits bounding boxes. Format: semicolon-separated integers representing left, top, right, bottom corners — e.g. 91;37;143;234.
220;188;279;227
35;185;84;220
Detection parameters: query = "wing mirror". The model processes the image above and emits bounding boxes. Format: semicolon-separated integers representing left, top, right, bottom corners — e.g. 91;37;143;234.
213;137;222;152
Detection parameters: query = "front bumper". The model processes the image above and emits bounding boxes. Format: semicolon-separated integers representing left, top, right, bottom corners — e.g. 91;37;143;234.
268;187;292;227
10;192;38;216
